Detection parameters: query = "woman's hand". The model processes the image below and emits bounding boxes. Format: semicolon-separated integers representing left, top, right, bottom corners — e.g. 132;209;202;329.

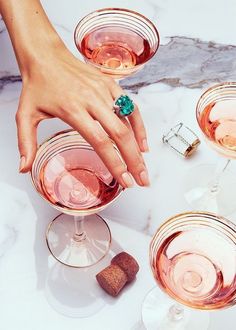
17;47;150;187
0;0;150;187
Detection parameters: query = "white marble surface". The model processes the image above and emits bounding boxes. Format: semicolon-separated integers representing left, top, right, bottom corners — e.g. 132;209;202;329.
0;0;236;329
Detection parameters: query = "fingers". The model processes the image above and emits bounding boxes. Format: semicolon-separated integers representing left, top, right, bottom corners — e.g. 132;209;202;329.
16;108;38;173
108;79;148;152
88;100;150;187
89;78;114;109
59;108;134;188
128;104;149;152
107;78;124;100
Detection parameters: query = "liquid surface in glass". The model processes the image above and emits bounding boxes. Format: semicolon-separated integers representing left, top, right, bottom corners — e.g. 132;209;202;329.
80;26;153;69
153;226;236;309
199;99;236;152
40;148;120;210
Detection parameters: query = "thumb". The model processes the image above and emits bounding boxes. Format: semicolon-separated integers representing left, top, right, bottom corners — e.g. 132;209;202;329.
16;111;38;173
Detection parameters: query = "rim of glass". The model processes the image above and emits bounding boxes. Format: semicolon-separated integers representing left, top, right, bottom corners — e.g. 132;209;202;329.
150;211;236;309
151;211;236;249
74;7;160;72
31;129;124;215
196;81;236;135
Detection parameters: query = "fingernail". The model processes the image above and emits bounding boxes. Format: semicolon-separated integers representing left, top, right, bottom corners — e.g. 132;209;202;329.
142;139;149;152
121;172;134;188
19;156;26;173
140;169;150;186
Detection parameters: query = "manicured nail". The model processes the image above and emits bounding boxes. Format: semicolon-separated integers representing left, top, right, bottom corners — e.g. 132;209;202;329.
121;172;134;188
19;156;26;173
140;169;150;186
142;139;149;152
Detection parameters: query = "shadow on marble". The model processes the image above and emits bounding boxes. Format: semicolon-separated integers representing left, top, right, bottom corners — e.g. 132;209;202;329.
44;239;123;318
130;320;146;330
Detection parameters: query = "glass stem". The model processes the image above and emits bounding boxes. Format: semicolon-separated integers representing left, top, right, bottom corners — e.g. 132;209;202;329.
168;303;184;322
73;216;86;242
209;159;231;195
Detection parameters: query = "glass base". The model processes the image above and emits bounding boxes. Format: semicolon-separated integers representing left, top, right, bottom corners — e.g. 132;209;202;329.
142;287;210;330
45;260;108;318
46;213;111;268
184;164;236;216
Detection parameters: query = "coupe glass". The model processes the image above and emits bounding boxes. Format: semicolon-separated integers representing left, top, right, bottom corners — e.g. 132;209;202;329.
142;212;236;330
31;130;124;268
74;8;160;79
185;82;236;215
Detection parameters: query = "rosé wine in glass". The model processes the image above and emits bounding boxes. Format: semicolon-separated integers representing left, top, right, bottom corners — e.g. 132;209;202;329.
142;212;236;330
185;82;236;215
74;8;160;79
40;148;120;211
198;99;236;158
31;130;124;268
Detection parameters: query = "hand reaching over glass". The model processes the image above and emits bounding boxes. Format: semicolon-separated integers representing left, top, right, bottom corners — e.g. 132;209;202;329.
0;0;150;188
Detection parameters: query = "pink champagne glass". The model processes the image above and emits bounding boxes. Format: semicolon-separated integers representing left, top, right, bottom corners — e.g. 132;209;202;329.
142;211;236;330
31;130;124;268
74;8;160;79
185;82;236;215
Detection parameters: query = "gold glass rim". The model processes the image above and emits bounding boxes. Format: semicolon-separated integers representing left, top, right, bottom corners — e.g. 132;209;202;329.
196;81;236;127
31;129;124;215
150;211;236;310
151;211;236;242
74;7;160;71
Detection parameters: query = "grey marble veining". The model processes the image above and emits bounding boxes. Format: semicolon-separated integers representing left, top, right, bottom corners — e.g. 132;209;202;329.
0;17;4;33
1;36;236;94
121;36;236;92
0;75;21;92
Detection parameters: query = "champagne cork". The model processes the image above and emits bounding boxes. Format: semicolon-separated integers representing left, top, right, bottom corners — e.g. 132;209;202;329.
111;251;139;282
96;252;139;297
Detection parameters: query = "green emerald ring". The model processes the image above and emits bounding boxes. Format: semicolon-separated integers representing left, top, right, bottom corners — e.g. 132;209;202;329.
113;95;135;117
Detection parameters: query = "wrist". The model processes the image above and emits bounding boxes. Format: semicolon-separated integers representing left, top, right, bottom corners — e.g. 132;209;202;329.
19;33;67;78
0;0;68;77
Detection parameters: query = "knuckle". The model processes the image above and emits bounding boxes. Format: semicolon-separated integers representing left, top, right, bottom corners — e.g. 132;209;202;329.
129;162;145;178
15;111;21;124
56;105;68;116
112;162;126;175
63;100;84;115
140;126;147;137
98;79;106;88
103;76;115;86
15;109;28;123
113;126;131;141
91;79;106;90
134;120;145;132
93;132;110;148
77;82;95;97
82;88;94;98
133;103;139;112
